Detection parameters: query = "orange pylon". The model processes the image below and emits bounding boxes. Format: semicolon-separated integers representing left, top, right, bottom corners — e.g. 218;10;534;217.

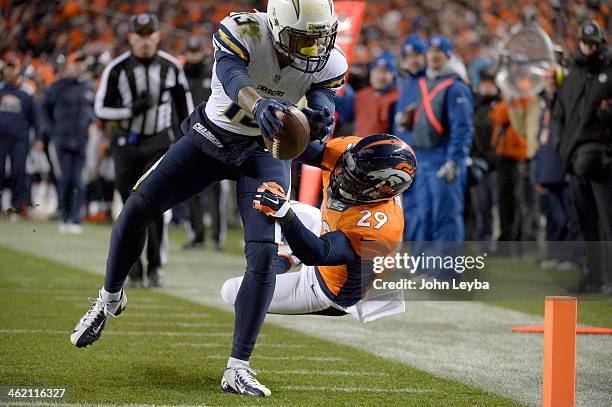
543;296;576;407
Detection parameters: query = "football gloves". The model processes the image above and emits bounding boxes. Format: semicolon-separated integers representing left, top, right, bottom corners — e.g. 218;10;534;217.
253;182;291;218
302;106;334;141
253;98;288;142
437;160;459;183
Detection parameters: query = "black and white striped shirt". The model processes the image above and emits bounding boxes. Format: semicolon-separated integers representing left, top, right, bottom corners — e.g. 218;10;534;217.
94;50;193;136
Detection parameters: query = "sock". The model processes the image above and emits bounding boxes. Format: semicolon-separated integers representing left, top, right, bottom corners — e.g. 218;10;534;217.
100;286;122;302
227;356;249;368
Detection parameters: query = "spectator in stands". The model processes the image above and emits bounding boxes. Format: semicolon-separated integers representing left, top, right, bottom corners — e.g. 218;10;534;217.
554;20;612;294
42;51;95;234
395;34;427;145
467;68;498;242
333;83;356;137
532;67;582;270
394;33;426;241
409;36;473;249
0;55;36;220
354;52;400;137
490;96;536;248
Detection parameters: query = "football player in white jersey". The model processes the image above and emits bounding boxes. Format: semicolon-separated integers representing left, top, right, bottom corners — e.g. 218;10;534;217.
70;0;347;398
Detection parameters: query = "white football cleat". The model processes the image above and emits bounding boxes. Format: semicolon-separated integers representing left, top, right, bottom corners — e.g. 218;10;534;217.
221;365;271;397
70;289;127;348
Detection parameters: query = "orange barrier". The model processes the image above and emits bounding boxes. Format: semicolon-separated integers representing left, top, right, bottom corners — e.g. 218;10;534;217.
512;326;612;334
543;296;576;407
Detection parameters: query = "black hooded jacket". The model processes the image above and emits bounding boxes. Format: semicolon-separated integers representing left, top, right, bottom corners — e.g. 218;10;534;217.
553;48;612;173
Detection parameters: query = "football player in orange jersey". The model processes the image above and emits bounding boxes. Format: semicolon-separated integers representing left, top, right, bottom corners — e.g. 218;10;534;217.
222;134;416;322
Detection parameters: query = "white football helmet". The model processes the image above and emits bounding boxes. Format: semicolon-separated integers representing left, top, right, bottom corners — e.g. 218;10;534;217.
267;0;338;73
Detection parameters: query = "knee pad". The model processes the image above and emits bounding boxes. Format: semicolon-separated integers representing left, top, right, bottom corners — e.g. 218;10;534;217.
220;277;242;306
245;241;278;274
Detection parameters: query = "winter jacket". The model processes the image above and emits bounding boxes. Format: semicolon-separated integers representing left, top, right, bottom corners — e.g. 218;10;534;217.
553;49;612;175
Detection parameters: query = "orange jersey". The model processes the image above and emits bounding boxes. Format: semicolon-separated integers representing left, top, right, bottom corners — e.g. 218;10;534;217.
314;136;404;307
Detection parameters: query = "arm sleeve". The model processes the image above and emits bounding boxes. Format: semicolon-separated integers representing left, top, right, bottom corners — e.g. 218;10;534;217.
296;140;326;168
171;65;194;122
94;64;131;120
214;51;252;105
281;212;357;266
552;95;565;154
446;82;474;163
305;87;336;115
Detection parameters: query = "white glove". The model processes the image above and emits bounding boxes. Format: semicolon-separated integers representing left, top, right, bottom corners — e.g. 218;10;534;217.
436;160;459;183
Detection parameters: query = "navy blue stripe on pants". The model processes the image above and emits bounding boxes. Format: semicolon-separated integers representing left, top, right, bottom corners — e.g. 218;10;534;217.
104;135;290;361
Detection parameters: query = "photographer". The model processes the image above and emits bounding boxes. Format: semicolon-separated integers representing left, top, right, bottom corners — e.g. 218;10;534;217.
94;13;193;287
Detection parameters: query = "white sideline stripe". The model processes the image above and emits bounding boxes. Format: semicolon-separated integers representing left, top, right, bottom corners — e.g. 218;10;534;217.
204;355;345;362
171;342;304;349
0;329;234;338
72;303;188;310
122;321;230;328
281;385;434;394
264;369;389;377
53;296;159;304
6;403;211;407
124;312;209;319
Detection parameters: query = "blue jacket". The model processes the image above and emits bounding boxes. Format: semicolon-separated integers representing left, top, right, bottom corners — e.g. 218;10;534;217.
43;77;96;151
393;70;425;144
412;66;474;164
0;82;36;140
334;82;355;131
532;96;566;186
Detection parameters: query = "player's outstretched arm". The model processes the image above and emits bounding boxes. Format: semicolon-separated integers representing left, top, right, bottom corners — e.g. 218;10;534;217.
295;140;326;168
253;182;356;266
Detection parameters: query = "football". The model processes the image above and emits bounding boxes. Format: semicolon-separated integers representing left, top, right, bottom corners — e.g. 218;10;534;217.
265;106;311;160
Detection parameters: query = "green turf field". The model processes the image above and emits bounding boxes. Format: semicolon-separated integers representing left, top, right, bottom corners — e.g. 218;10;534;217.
0;244;523;406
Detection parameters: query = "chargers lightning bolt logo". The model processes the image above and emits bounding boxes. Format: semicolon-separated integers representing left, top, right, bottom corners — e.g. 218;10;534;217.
292;0;300;18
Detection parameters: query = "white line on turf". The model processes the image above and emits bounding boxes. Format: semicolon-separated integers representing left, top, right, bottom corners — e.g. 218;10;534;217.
281;385;433;393
121;321;230;328
171;342;304;348
123;312;209;318
5;403;212;407
53;296;160;303
203;355;345;362
0;329;242;337
72;303;188;310
264;369;389;377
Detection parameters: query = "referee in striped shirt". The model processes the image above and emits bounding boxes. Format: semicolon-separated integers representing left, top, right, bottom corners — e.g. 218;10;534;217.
94;13;193;288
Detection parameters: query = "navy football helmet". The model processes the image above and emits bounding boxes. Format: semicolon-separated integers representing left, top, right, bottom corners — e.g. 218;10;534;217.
330;134;417;204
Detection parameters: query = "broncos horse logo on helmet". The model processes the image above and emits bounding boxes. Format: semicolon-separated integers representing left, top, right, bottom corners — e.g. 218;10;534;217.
330;134;417;203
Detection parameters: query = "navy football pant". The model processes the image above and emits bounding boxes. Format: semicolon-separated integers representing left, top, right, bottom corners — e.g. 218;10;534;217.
104;135;290;361
56;147;85;224
0;137;28;210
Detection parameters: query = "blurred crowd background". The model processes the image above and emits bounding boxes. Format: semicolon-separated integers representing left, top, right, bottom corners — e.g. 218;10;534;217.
1;0;609;88
1;0;611;292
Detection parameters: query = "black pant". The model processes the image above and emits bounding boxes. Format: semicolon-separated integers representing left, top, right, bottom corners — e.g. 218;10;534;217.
569;168;612;287
187;180;229;248
111;129;170;279
468;172;494;241
497;157;537;242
